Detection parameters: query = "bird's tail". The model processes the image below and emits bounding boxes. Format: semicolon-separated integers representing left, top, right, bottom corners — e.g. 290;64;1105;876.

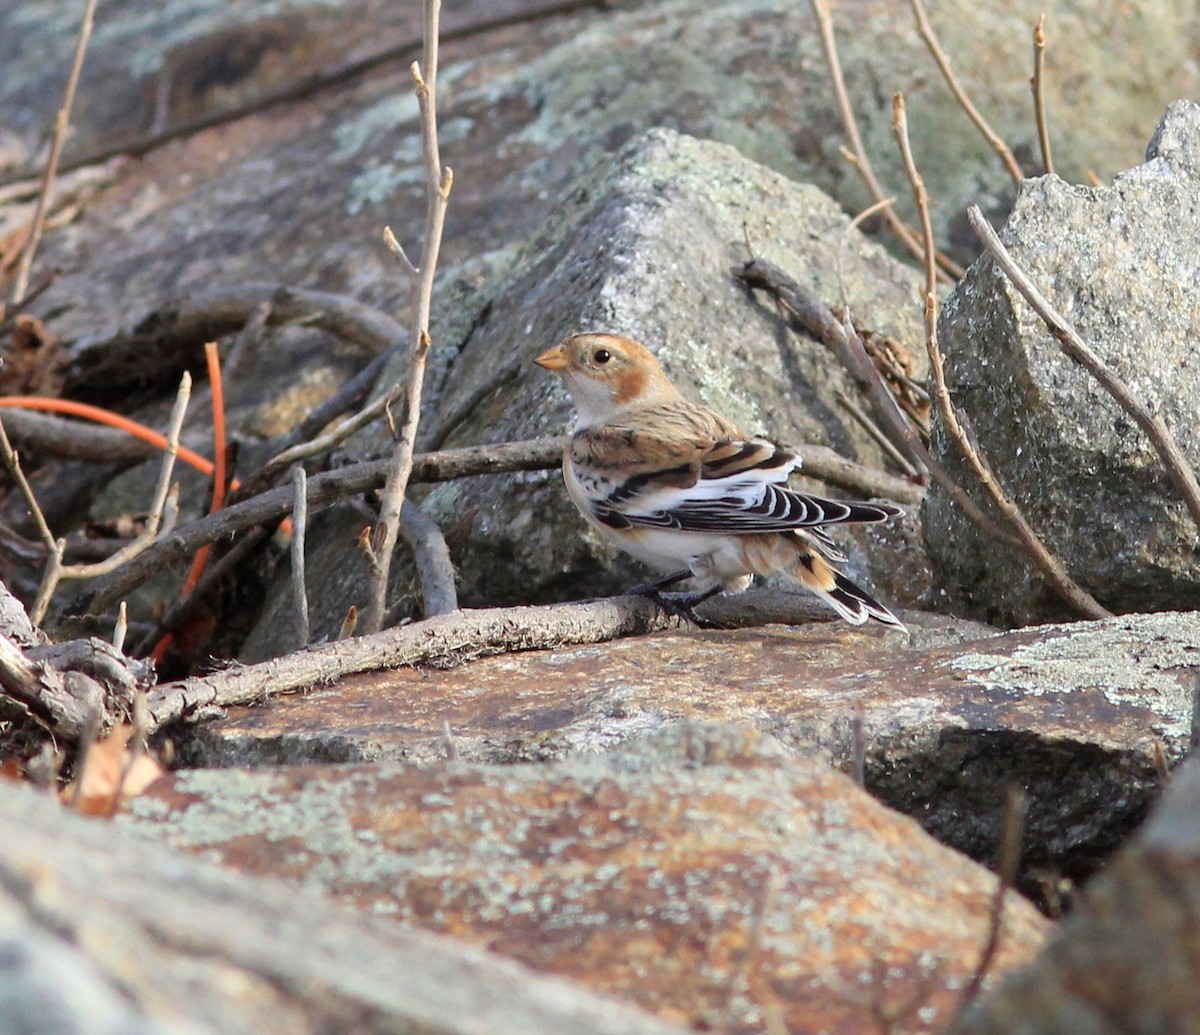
786;540;904;628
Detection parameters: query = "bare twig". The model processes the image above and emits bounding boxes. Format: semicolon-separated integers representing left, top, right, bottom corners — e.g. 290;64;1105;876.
1032;15;1054;176
808;0;962;282
836;391;919;477
112;602;128;653
956;786;1027;1014
968;204;1200;535
909;0;1024;187
850;700;867;788
738;259;1018;542
66;283;406;398
895;97;1110;619
0;415;56;552
145;596;678;733
64;435;918;620
11;0;97;304
259;391;391;483
34;374;191;625
398;501;457;618
221;300;272;385
291;467;311;648
365;0;454;633
339;606;359;641
242;346;399;494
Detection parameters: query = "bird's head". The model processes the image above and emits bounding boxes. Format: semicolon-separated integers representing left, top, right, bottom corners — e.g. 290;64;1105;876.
535;333;678;426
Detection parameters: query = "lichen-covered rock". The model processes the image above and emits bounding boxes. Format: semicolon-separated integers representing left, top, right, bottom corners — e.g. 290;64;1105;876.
126;723;1049;1035
923;101;1200;626
187;607;1200;895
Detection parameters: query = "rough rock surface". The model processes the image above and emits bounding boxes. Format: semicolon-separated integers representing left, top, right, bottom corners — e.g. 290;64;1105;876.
126;723;1049;1035
240;127;930;658
181;609;1200;892
950;756;1200;1035
924;101;1200;626
0;780;689;1035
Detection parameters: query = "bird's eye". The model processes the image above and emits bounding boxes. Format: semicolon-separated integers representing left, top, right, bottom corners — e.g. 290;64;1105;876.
594;349;611;364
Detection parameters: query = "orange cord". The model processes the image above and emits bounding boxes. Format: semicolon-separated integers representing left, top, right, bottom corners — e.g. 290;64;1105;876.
3;378;299;663
0;396;217;478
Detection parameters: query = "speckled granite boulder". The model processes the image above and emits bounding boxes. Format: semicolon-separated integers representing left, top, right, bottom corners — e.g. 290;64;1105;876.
923;101;1200;626
125;723;1049;1035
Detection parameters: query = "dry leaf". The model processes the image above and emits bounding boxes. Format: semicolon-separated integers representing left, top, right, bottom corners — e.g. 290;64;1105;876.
63;724;165;816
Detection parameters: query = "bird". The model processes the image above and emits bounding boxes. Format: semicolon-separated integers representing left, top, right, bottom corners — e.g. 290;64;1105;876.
534;332;905;628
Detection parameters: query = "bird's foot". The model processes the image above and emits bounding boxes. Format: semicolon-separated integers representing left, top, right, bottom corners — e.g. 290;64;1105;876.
628;574;723;629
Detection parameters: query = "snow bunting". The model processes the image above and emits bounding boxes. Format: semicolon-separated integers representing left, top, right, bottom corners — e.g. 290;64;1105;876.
535;332;904;627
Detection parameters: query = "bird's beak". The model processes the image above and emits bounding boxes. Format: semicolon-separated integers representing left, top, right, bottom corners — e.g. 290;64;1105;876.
535;344;569;371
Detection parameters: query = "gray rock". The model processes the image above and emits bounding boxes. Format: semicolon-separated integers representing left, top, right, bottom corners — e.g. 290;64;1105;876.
923;101;1200;626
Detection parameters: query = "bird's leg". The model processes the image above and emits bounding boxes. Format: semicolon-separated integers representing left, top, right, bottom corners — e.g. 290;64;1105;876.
627;571;723;629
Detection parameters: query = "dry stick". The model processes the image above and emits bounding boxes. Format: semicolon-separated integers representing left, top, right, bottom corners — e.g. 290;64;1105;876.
11;0;97;305
835;391;919;478
145;596;676;733
737;259;1017;543
67;282;406;397
893;98;1109;619
244;346;399;494
908;0;1024;187
397;501;457;618
1031;15;1054;176
67;438;566;617
364;0;453;633
65;435;920;619
34;374;192;625
111;602;128;653
291;467;311;648
0;415;57;553
968;206;1200;533
956;786;1027;1015
807;0;963;282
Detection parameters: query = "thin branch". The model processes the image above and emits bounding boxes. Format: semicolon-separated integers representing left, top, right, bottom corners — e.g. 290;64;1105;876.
11;0;97;305
0;408;159;462
145;596;679;734
836;391;919;478
398;501;457;618
36;374;191;625
364;0;454;633
956;786;1027;1015
908;0;1024;187
894;98;1110;619
738;258;1019;543
66;282;406;398
1031;15;1054;176
807;0;962;282
242;346;399;494
291;467;311;648
968;205;1200;535
0;414;56;552
112;602;128;653
63;435;919;620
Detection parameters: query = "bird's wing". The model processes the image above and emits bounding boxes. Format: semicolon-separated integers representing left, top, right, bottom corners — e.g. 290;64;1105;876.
573;419;899;536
